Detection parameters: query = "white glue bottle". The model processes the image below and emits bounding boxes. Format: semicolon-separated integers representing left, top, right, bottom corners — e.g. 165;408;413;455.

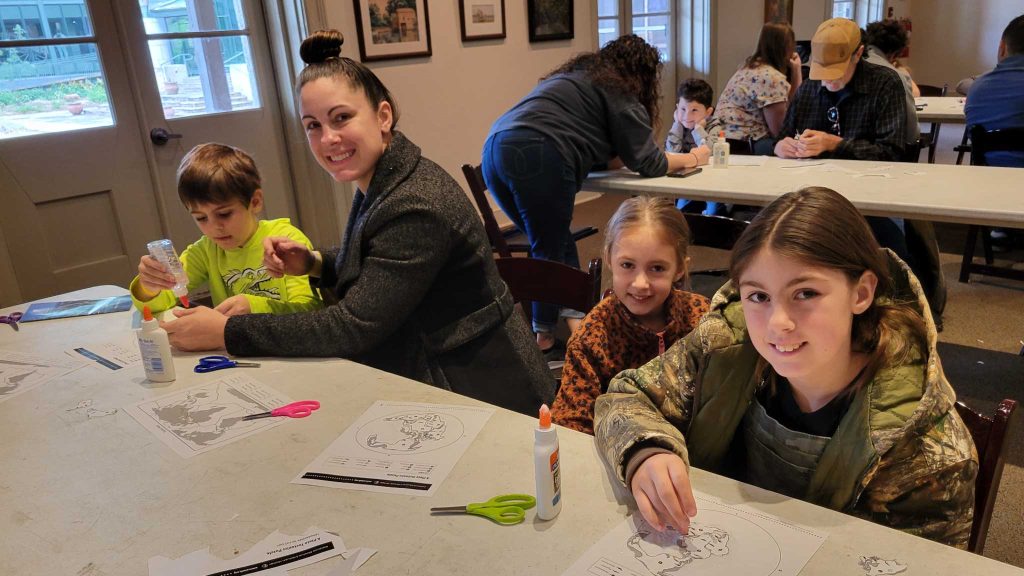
534;404;562;520
712;130;730;169
137;305;175;382
146;239;191;308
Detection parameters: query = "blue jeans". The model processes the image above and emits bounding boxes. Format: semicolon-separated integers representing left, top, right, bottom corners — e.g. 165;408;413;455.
482;128;582;333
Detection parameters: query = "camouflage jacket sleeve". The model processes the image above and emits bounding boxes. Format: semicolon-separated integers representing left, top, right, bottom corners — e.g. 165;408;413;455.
850;412;978;549
594;315;725;486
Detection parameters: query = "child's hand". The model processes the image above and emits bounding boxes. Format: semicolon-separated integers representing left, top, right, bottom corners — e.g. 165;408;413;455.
630;453;697;534
789;51;802;73
214;295;251;317
263;237;314;278
138;255;175;296
163;306;227;351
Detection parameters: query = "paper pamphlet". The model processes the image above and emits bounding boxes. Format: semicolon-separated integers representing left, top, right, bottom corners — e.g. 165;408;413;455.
125;374;293;458
293;400;495;496
149;526;374;576
560;492;826;576
0;349;86;404
20;294;132;322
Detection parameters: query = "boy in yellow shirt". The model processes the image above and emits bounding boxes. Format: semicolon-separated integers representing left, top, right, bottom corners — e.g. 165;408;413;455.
131;143;321;316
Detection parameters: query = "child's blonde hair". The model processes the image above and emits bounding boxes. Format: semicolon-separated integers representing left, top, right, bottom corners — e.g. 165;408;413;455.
604;196;692;273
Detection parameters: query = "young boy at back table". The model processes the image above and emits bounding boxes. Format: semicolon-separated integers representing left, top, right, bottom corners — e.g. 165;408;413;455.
131;143;322;317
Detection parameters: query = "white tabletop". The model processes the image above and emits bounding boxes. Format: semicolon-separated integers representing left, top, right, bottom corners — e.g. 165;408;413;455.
2;288;1022;575
585;159;1024;228
916;96;966;123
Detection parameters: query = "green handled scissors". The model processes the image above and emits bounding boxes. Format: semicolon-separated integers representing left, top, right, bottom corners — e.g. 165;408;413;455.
430;493;536;525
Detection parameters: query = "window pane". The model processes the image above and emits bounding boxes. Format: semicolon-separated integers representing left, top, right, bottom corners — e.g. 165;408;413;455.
633;14;669;61
147;35;259;118
597;0;618;18
633;0;669;13
139;0;246;33
832;2;854;19
0;43;113;140
598;18;620;48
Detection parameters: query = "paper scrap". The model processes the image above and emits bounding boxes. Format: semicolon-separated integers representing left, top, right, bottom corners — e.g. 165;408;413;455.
125;374;293;458
0;349;86;404
65;341;141;371
560;493;826;576
293;400;494;496
149;527;346;576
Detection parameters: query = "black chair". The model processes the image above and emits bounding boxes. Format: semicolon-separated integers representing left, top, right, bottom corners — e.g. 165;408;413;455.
461;164;598;258
494;257;603;329
681;212;749;298
725;137;755;156
958;125;1024;283
917;83;947;164
954;398;1018;554
954;125;972;165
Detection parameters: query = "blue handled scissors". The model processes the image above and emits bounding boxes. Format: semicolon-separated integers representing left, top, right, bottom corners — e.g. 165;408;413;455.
242;400;320;421
194;355;261;373
0;311;22;331
430;493;537;525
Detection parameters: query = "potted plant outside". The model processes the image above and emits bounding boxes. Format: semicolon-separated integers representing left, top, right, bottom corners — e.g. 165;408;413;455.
64;93;84;115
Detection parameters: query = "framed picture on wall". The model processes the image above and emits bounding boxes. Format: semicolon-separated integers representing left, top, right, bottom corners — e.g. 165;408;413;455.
459;0;506;41
528;0;574;42
353;0;432;62
764;0;793;24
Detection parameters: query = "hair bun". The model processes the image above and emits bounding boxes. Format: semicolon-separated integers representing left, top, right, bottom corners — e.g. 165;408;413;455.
300;29;344;65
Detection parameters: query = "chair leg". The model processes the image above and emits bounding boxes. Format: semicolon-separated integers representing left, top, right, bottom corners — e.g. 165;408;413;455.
982;226;994;265
959;225;981;283
955;126;970;165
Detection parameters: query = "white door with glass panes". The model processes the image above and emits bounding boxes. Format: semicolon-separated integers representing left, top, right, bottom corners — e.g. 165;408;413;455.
0;0;296;306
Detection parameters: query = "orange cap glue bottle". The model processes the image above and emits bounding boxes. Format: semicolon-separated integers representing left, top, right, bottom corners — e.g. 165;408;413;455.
534;404;562;520
136;305;175;382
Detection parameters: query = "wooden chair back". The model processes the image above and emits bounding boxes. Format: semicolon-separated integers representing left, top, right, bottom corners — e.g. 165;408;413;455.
681;212;749;297
461;163;513;257
495;257;603;326
954;398;1018;554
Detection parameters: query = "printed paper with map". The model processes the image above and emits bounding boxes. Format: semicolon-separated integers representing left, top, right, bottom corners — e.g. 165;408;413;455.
126;374;293;458
0;349;85;404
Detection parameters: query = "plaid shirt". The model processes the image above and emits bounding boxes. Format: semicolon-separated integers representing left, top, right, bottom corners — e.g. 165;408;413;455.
779;59;907;160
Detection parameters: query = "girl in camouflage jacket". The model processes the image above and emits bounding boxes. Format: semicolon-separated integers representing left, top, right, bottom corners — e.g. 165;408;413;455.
595;187;977;549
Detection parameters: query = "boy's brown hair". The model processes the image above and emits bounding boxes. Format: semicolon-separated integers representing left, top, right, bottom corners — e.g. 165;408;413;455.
176;143;261;208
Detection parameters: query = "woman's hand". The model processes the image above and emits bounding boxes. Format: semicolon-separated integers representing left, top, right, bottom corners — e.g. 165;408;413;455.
630;453;698;533
691;145;711;166
138;255;175;297
163;306;228;351
213;295;251;317
263;237;315;278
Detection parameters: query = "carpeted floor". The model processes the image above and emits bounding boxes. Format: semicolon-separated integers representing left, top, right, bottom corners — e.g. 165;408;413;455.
567;192;1024;567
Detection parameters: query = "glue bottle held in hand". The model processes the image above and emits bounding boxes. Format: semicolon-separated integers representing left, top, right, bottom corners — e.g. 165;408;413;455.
534;404;562;520
137;305;175;382
146;239;191;308
712;130;730;169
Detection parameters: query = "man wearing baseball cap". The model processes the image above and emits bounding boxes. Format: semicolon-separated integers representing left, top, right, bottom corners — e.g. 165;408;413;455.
774;18;907;160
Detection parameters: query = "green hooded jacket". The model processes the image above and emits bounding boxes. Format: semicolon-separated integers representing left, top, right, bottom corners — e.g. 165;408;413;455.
595;251;977;548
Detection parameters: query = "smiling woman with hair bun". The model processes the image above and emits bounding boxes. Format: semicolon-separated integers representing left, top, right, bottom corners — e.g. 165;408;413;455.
162;29;555;416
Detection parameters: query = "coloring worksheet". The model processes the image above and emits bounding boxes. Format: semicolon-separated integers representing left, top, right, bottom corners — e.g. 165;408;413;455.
125;374;293;458
561;493;826;576
0;349;85;404
293;400;494;496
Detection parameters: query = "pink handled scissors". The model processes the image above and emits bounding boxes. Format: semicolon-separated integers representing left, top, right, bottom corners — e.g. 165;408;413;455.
0;311;22;331
242;400;320;421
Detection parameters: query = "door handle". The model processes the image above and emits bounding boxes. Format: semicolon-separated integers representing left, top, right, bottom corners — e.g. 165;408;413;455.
150;127;183;146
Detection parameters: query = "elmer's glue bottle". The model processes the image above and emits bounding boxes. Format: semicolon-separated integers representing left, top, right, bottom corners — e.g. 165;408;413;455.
534;404;562;520
137;306;175;382
146;239;191;308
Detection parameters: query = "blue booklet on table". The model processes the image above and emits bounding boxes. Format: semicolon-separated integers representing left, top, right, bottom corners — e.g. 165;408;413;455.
20;295;133;322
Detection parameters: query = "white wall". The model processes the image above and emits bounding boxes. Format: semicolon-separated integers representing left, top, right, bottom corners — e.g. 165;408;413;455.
907;0;1020;89
321;1;595;186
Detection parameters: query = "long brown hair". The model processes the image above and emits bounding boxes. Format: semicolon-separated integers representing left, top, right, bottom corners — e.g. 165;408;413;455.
296;29;399;131
604;196;692;280
744;22;797;83
544;34;662;131
729;187;927;392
